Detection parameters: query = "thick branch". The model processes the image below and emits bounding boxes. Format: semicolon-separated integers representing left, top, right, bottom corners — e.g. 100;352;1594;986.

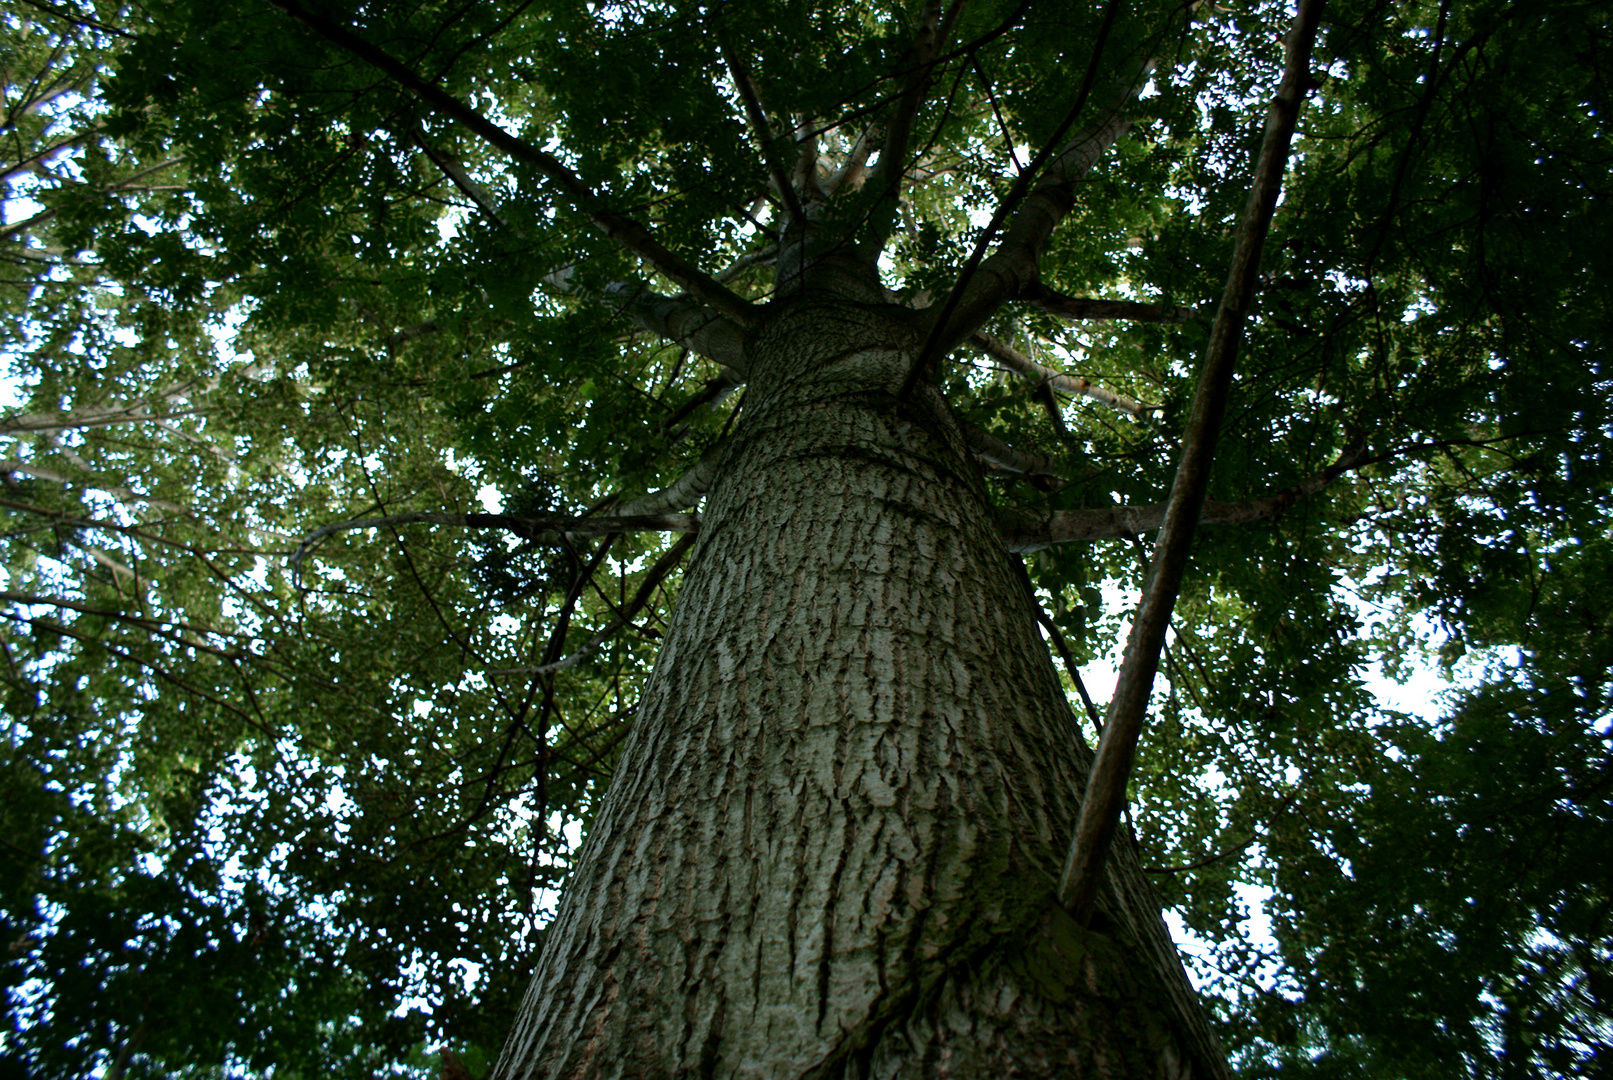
958;419;1062;479
0;401;205;436
1058;0;1326;923
267;0;757;328
714;243;778;284
916;107;1133;373
860;0;961;257
717;37;805;225
790;119;824;205
822;123;875;198
0;458;185;514
546;270;747;372
602;283;748;373
902;0;1135;388
971;331;1155;416
0;372;229;437
615;451;722;517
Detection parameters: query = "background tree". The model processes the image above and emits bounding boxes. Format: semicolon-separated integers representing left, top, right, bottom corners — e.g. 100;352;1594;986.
0;0;1606;1077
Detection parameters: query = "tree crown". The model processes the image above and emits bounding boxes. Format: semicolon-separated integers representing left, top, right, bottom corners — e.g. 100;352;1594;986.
0;0;1608;1076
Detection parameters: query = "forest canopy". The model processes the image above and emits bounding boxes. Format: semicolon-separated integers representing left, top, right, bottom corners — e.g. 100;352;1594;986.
0;0;1608;1076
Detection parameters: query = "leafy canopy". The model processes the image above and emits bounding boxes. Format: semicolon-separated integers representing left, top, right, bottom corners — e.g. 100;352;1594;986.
0;0;1607;1077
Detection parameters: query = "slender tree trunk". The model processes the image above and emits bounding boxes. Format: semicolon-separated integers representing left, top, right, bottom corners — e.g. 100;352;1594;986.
494;296;1227;1079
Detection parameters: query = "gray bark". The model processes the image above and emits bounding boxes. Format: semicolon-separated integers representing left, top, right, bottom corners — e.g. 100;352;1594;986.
493;297;1227;1079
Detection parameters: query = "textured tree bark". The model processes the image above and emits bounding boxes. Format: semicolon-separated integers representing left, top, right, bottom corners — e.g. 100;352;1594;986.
493;297;1228;1080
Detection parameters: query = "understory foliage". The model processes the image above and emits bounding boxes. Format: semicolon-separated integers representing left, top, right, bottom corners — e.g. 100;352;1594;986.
0;0;1606;1076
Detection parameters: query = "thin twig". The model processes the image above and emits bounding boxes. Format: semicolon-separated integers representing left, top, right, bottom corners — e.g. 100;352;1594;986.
288;510;699;590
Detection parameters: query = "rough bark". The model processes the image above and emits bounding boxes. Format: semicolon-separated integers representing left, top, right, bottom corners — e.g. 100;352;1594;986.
493;297;1226;1079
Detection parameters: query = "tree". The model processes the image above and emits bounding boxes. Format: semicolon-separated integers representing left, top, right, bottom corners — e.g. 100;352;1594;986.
0;0;1607;1076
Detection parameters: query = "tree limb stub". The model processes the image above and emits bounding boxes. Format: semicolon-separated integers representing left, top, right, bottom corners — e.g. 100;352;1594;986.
1057;0;1327;923
1028;595;1103;740
266;0;758;329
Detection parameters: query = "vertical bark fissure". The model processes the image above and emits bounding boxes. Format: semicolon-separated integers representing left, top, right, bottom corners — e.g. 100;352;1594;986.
495;297;1225;1079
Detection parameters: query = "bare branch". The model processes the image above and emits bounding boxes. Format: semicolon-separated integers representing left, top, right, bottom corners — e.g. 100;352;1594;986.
1032;604;1102;739
412;131;509;227
13;0;135;39
615;450;722;517
1058;0;1326;924
662;369;743;432
971;331;1156;416
921;110;1135;365
0;591;249;655
267;0;758;328
0;125;103;185
1006;556;1102;740
1025;285;1199;324
972;56;1023;173
1032;380;1070;438
0;157;183;242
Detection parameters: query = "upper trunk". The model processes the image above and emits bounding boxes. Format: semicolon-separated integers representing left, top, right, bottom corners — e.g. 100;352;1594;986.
493;296;1227;1079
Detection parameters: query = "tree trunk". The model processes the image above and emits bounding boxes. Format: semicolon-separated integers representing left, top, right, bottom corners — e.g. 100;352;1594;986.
493;297;1228;1079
